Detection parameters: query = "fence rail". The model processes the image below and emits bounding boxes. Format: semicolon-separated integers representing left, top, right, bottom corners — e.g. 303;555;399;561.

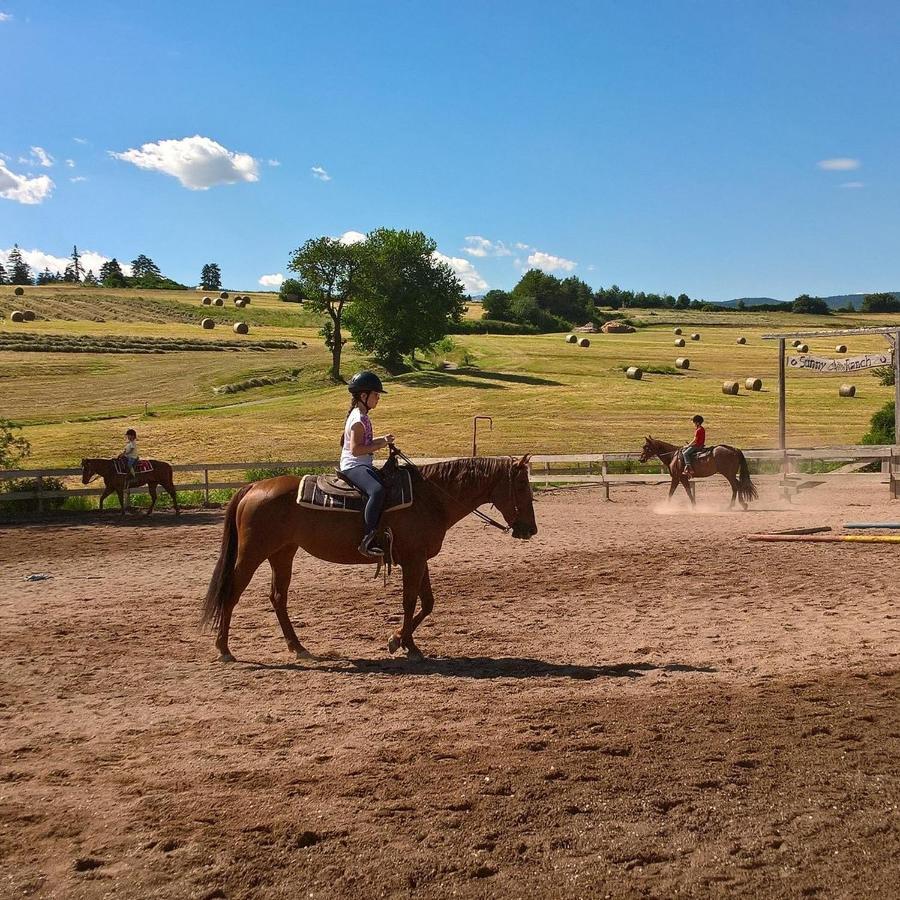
1;445;897;507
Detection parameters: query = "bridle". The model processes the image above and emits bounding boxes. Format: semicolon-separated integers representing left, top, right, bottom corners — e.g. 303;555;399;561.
390;445;516;533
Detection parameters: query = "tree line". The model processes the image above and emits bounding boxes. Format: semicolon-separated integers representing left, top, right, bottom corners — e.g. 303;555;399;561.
0;244;225;292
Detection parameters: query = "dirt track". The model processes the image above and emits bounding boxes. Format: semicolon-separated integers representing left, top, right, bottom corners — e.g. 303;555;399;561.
2;481;899;899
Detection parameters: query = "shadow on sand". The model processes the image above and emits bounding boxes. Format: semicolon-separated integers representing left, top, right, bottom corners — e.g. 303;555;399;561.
246;655;716;681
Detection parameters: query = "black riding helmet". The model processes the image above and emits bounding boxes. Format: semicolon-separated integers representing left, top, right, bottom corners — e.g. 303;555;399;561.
692;415;704;425
347;371;387;395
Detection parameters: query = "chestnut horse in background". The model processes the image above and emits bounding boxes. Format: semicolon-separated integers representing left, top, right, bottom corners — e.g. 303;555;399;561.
640;436;758;510
202;453;537;662
81;458;180;516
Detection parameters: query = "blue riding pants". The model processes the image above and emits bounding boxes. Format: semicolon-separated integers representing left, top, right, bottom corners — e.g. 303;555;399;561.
340;465;385;532
683;445;703;468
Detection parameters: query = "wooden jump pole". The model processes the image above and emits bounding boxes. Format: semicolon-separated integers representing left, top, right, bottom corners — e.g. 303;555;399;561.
748;533;900;544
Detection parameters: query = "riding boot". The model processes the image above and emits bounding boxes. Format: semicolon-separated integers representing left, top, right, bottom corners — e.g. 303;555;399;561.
358;531;384;557
684;466;694;479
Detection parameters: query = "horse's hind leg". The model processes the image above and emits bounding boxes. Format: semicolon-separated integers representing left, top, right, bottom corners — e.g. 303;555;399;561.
726;475;739;510
410;563;435;634
682;478;696;507
268;544;311;659
216;553;261;663
164;479;180;516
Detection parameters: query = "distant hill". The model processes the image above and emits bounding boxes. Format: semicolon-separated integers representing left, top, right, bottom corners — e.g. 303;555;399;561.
717;293;900;311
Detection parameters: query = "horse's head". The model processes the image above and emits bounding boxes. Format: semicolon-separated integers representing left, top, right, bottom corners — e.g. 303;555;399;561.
491;455;537;540
81;459;94;484
639;436;656;464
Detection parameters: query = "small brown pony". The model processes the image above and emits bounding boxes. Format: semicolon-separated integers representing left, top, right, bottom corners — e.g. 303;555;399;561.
81;458;180;516
202;455;537;662
640;436;758;509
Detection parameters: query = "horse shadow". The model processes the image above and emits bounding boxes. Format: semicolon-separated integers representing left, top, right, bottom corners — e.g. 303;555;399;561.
246;656;716;680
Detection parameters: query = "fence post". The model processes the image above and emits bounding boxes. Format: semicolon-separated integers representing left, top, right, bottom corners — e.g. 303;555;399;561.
204;468;210;507
37;475;43;514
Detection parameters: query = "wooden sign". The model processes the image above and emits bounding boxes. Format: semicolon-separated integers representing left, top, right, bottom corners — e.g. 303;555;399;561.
787;351;892;373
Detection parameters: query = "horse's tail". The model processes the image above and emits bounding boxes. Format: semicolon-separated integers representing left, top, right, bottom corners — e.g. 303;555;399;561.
736;450;759;503
201;483;252;629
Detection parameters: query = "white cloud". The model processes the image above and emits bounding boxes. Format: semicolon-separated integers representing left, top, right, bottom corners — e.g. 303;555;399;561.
70;176;88;183
0;161;54;204
0;246;132;276
258;273;284;287
339;230;366;245
526;250;577;273
817;157;860;171
73;137;88;144
311;165;331;181
18;146;54;168
432;251;488;295
0;12;11;22
110;135;259;190
841;181;864;189
514;242;531;250
462;235;512;258
65;158;75;168
267;159;281;167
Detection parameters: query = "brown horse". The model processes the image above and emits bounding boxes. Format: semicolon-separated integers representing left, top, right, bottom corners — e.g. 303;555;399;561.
81;458;180;516
201;454;537;662
639;436;758;509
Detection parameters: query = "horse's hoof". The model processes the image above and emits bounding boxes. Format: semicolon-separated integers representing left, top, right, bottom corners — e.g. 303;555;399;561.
387;634;401;655
405;646;424;661
294;646;313;660
219;652;236;663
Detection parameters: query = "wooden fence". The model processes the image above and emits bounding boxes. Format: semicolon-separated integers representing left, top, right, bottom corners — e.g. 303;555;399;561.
1;445;897;511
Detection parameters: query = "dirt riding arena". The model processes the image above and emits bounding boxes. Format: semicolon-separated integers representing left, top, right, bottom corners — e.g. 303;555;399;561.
2;481;899;899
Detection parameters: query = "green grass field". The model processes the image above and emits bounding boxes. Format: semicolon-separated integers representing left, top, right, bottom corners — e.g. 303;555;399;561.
1;286;896;467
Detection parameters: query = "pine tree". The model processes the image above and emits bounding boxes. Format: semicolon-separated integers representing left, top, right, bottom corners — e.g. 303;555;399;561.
0;262;8;285
36;267;54;285
63;264;78;283
200;262;222;291
99;258;127;288
8;245;33;285
83;269;98;286
70;245;83;282
131;254;162;282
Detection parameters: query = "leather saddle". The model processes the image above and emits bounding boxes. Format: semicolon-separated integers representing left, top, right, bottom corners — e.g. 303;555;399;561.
296;466;414;513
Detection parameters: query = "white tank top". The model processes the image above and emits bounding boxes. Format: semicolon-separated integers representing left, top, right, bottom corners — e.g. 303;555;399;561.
340;408;374;469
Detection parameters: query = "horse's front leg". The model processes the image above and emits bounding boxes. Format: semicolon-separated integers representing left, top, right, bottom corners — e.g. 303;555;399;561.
682;477;695;506
388;557;426;660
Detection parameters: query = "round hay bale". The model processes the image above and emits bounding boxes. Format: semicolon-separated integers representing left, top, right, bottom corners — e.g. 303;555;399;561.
796;343;808;353
578;337;591;348
242;295;251;304
213;297;224;307
234;298;246;308
201;318;215;330
722;380;740;395
14;286;24;296
674;338;685;347
736;336;747;344
10;310;25;322
745;377;763;391
835;344;847;353
839;384;856;398
233;322;249;335
675;357;690;369
202;297;212;305
625;366;643;380
220;291;229;300
690;333;700;341
565;334;577;343
22;310;35;321
673;327;682;335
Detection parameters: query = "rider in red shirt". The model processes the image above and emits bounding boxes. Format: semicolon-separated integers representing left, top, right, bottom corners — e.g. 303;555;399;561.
683;415;706;477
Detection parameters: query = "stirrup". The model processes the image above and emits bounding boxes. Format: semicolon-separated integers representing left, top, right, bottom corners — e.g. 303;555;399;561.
358;533;384;557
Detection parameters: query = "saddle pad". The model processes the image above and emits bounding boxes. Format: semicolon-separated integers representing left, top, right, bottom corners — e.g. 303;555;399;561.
296;469;413;513
114;459;153;475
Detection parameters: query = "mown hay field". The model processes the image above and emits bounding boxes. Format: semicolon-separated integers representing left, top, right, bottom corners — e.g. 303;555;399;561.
1;287;896;467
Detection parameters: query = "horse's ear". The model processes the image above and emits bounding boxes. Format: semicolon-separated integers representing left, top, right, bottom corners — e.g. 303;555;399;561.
516;454;532;468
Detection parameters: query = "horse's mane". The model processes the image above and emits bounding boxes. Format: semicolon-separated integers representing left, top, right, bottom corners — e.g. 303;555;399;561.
647;436;679;453
416;456;509;495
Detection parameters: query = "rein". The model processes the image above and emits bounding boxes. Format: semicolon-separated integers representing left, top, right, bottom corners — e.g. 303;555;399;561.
391;446;512;532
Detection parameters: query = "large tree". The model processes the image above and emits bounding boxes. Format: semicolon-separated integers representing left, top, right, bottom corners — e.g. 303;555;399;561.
70;245;84;282
99;258;127;287
0;419;30;470
511;270;594;325
345;229;466;369
7;245;32;285
862;292;900;313
287;236;363;379
200;262;222;291
0;262;7;285
131;254;162;282
83;269;98;286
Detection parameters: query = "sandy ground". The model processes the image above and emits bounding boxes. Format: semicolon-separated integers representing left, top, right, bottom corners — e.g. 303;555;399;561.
1;479;899;899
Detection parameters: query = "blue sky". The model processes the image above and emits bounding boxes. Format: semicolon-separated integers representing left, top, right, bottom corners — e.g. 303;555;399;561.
2;0;899;299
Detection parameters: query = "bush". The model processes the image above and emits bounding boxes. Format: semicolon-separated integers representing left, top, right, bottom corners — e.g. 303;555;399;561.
449;319;539;335
862;401;895;445
279;278;304;302
0;477;67;512
872;366;895;386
